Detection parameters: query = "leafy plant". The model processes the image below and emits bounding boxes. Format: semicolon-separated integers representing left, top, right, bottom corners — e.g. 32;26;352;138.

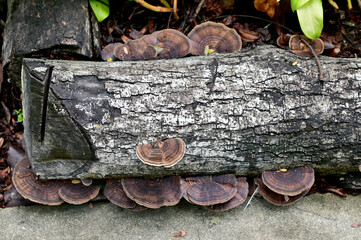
15;109;23;122
89;0;110;22
291;0;323;39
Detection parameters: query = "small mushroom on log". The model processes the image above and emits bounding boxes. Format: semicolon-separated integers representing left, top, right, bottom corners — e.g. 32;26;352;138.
255;178;309;206
121;176;182;209
187;22;242;55
289;35;324;57
182;174;237;206
101;43;123;61
113;39;157;61
58;181;100;205
143;29;191;59
206;177;249;211
12;158;64;205
136;138;185;167
261;166;315;196
80;179;93;187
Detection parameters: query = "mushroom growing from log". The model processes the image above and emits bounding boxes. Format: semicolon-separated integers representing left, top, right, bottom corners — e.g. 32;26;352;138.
136;138;185;167
113;39;157;61
255;166;315;206
121;176;182;208
187;22;242;55
255;178;309;206
58;180;100;205
182;174;237;206
206;177;249;211
262;166;315;196
104;179;148;211
101;43;123;61
143;29;191;59
289;35;324;57
12;158;64;205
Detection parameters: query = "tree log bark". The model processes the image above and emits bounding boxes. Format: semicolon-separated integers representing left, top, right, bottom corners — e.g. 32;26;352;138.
2;0;101;86
22;45;361;179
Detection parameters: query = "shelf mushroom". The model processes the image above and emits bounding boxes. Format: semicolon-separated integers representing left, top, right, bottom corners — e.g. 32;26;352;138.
101;43;123;61
121;176;182;209
143;29;191;59
256;166;315;206
206;177;249;211
113;38;157;61
181;174;237;206
58;180;100;205
136;138;186;167
187;22;242;56
289;35;324;57
12;158;64;205
104;179;148;211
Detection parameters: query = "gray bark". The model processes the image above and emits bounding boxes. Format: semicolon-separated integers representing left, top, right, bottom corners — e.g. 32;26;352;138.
2;0;101;86
22;45;361;179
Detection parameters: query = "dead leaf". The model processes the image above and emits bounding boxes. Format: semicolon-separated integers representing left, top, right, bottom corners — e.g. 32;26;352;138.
173;230;186;238
254;0;279;19
89;203;93;208
351;223;360;228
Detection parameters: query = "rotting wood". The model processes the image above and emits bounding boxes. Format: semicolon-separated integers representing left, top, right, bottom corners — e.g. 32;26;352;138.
22;45;361;179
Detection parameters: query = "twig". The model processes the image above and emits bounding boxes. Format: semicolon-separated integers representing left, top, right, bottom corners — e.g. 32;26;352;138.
298;37;323;83
243;186;258;212
193;0;205;19
173;0;179;20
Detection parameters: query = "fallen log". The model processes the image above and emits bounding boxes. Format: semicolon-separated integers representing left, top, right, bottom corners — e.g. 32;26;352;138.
22;45;361;179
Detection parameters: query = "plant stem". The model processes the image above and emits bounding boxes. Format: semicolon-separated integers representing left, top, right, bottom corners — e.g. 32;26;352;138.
135;0;173;12
173;0;179;20
159;0;171;8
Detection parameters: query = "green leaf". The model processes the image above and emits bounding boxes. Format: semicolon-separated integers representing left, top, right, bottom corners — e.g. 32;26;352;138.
89;0;110;22
291;0;311;11
296;0;323;39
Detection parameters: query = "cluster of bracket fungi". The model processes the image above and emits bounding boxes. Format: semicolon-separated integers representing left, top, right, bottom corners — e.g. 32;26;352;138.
100;21;243;61
12;138;317;211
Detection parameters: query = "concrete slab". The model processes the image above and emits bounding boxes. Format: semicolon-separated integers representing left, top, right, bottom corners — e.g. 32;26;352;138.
0;193;360;240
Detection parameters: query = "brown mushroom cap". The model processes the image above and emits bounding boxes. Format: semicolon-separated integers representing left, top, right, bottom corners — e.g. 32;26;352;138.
187;22;242;56
12;158;64;205
143;29;191;59
80;179;93;187
101;43;123;61
136;138;185;167
182;174;237;206
121;176;182;209
262;166;315;196
58;181;100;205
113;39;157;61
104;179;138;209
206;177;249;211
255;178;308;206
289;35;324;57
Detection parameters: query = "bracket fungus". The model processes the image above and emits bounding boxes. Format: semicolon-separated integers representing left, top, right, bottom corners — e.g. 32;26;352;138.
206;177;249;211
255;178;309;206
80;179;93;187
182;174;237;206
58;181;100;205
262;166;315;196
143;29;191;59
289;36;324;57
136;138;185;167
12;158;64;205
187;22;242;56
255;166;315;206
121;176;182;209
113;39;157;61
104;179;148;211
101;43;123;61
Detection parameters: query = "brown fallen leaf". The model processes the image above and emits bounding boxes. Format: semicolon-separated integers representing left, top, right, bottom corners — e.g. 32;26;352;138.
254;0;279;18
173;230;186;238
351;223;360;228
